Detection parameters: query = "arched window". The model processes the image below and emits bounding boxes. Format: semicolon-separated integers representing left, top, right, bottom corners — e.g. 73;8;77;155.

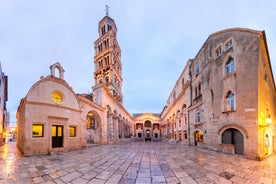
195;111;201;123
225;92;235;111
87;112;96;130
226;58;234;74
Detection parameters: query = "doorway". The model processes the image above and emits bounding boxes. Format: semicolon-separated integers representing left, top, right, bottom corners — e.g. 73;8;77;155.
222;128;244;155
194;131;203;146
52;125;63;148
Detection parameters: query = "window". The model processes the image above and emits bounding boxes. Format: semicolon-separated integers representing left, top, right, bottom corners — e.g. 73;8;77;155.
225;40;233;50
179;119;182;128
225;92;235;111
87;112;96;129
32;124;44;137
198;83;201;95
226;58;235;74
173;91;176;101
215;46;222;58
52;92;63;103
195;64;200;76
195;111;201;123
69;126;76;137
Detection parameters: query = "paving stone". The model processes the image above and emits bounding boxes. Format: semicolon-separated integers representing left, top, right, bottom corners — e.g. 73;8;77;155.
178;176;197;184
174;171;188;179
165;176;180;184
96;170;113;180
136;177;151;184
1;142;276;184
87;178;106;184
152;175;166;183
71;177;89;184
60;171;82;183
105;173;123;184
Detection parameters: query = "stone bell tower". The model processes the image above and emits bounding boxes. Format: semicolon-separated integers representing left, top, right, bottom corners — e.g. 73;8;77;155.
93;5;123;104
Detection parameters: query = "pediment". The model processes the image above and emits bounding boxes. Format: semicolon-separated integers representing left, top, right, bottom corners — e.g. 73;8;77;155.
134;113;160;121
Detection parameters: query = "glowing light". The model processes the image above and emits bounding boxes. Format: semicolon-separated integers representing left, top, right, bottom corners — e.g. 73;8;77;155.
266;117;272;124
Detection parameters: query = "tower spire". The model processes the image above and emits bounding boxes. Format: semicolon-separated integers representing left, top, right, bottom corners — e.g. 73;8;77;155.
105;5;109;16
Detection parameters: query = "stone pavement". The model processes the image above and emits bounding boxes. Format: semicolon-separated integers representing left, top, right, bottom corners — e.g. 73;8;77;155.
0;141;276;184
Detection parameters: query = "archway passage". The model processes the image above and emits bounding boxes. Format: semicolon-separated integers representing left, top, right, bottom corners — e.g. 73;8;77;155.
86;111;101;143
222;128;244;155
194;131;203;146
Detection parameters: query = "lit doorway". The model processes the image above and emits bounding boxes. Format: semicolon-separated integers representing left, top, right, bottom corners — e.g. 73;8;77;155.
52;125;63;148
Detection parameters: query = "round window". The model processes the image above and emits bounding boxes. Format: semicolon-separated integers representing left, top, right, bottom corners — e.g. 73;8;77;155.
52;92;63;103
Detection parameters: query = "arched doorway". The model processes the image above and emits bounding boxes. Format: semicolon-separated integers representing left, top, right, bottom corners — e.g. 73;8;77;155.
86;111;101;143
194;130;203;146
144;120;152;141
222;128;244;155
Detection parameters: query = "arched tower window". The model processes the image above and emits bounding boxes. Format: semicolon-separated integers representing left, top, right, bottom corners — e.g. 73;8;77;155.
226;57;235;74
225;91;235;111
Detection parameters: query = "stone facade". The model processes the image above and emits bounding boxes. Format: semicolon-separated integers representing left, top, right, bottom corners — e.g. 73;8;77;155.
16;14;140;156
160;62;191;144
17;63;86;156
0;63;8;146
15;13;275;160
133;113;161;141
160;28;276;160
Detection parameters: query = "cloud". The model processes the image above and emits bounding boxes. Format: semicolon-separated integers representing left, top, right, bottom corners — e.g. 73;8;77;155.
1;0;276;122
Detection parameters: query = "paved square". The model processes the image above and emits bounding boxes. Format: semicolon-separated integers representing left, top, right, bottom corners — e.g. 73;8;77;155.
1;141;276;183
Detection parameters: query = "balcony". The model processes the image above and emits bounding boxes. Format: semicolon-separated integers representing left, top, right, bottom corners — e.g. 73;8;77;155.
193;94;202;104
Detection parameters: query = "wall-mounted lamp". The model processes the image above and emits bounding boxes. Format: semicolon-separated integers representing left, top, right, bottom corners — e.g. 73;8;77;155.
260;106;272;128
266;115;272;125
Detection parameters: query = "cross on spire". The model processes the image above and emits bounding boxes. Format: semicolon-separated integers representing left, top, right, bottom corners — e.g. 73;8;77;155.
105;5;109;16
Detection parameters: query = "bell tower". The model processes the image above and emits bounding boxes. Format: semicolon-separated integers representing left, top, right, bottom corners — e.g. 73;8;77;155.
93;6;123;104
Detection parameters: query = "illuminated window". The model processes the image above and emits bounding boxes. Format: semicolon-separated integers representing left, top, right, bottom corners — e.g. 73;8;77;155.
226;58;235;74
225;92;235;111
69;126;76;137
52;92;63;103
32;124;44;137
87;112;96;129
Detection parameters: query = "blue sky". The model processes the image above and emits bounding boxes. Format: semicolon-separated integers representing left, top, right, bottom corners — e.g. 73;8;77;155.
1;0;276;124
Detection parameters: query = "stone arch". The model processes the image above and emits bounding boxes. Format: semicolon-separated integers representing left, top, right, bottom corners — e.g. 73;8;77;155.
86;110;102;143
218;125;248;138
220;127;244;155
194;129;204;146
50;62;65;80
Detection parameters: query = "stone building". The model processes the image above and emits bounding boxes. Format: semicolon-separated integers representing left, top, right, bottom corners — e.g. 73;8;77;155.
161;28;276;160
16;10;275;160
16;12;138;155
133;113;161;141
0;63;8;146
160;62;191;144
17;63;87;156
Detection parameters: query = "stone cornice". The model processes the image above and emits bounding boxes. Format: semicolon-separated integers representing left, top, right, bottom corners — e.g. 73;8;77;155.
25;101;82;113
